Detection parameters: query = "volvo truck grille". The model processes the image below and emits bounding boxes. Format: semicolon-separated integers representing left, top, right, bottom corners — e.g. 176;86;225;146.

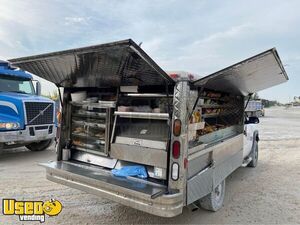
25;102;54;125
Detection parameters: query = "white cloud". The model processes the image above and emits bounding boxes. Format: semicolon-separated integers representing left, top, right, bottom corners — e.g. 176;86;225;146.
193;23;252;46
64;16;90;25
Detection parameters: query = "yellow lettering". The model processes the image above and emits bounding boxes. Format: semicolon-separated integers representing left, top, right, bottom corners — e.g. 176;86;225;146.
24;202;34;215
2;199;53;217
34;202;44;215
3;199;15;215
15;201;24;215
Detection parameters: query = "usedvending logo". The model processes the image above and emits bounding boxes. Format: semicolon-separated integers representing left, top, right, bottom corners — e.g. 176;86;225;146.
2;199;62;223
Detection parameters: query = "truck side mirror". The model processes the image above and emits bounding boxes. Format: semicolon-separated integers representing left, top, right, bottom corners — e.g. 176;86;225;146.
35;81;41;95
245;116;260;124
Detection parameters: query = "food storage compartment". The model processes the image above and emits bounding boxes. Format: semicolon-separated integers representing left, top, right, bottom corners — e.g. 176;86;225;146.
188;90;244;151
71;118;106;154
110;92;172;171
67;90;116;158
113;117;169;149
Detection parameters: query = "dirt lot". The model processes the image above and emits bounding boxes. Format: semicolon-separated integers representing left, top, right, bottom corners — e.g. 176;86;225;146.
0;107;299;224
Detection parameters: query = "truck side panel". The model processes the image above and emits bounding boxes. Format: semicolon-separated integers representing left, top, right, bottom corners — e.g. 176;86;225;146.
186;134;243;204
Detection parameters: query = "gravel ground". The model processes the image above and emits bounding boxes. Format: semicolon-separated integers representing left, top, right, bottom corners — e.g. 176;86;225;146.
0;107;299;224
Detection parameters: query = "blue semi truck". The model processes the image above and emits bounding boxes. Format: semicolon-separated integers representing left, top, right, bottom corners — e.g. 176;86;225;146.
0;60;56;151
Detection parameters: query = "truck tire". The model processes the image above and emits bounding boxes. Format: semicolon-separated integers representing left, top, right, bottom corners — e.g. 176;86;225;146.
248;139;258;168
198;180;225;212
26;139;53;151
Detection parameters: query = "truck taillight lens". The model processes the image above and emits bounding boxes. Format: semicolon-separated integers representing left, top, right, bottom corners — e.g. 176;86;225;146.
172;141;180;159
56;111;62;124
173;119;181;136
171;163;179;180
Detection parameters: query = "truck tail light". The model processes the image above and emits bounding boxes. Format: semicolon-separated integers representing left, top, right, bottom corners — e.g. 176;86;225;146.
56;111;62;124
171;163;179;180
173;119;181;136
172;141;180;159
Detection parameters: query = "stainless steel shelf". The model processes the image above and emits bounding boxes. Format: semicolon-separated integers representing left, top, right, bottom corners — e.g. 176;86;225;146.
72;144;104;153
72;120;106;129
73;112;106;119
72;146;106;156
115;111;169;120
72;132;105;143
200;104;232;109
71;101;116;109
122;93;173;98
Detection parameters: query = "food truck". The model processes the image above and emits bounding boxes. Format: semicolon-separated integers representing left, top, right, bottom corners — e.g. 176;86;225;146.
9;39;288;217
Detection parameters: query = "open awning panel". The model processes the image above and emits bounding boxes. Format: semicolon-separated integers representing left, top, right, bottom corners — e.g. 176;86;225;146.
9;39;174;88
193;48;288;95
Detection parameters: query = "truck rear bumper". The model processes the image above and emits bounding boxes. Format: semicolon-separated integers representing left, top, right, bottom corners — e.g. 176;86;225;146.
0;124;56;144
41;161;183;217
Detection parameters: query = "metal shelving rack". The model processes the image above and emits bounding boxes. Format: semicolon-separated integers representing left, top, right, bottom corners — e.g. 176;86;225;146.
188;93;244;148
70;101;114;156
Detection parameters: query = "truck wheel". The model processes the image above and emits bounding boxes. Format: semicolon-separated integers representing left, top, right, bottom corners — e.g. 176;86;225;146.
26;139;53;151
248;140;258;168
198;180;225;212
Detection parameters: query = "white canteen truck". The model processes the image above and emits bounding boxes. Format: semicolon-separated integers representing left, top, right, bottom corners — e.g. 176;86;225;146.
9;39;288;217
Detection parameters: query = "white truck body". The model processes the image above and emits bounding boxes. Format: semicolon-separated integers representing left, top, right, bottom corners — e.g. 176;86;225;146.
9;39;288;217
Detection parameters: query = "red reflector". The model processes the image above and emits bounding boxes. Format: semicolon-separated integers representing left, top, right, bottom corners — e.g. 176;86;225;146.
173;119;181;136
172;141;180;159
184;158;188;169
169;73;179;79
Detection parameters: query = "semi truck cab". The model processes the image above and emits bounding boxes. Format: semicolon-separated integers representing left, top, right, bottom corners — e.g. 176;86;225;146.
0;60;56;151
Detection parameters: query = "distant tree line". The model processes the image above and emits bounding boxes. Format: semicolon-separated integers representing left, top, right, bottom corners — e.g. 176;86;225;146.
261;99;280;107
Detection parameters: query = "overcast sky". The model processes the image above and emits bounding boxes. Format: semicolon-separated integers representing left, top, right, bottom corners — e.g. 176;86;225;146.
0;0;299;102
